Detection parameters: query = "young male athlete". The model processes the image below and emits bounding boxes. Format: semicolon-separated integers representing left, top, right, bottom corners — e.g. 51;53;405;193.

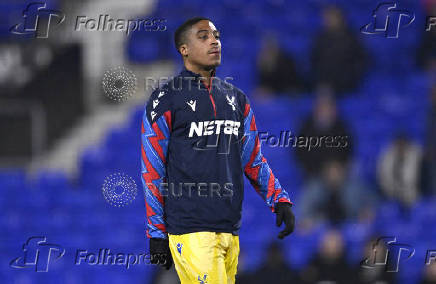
141;17;295;283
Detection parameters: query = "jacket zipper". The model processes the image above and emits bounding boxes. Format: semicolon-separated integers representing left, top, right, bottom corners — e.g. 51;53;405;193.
203;77;217;118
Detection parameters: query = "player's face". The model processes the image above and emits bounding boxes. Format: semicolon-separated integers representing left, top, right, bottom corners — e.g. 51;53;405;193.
184;20;221;69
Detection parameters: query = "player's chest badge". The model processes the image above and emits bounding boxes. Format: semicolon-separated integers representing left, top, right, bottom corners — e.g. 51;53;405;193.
226;95;236;111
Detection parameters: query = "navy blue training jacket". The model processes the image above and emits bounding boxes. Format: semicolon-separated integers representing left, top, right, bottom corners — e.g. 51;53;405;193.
141;67;292;238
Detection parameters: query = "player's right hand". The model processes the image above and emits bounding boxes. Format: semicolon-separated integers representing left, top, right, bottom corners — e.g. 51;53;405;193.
149;238;173;270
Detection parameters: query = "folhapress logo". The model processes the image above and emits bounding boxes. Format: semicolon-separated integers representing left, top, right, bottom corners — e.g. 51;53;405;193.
10;236;65;272
10;2;65;38
361;236;415;272
361;2;415;38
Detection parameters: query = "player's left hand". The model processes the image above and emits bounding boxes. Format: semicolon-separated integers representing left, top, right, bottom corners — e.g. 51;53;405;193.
149;238;173;270
274;202;295;239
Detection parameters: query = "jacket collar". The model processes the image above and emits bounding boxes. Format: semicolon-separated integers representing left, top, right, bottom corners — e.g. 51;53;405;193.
180;66;216;80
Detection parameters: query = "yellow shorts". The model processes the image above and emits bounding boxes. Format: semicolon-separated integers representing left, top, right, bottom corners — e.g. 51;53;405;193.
168;232;240;284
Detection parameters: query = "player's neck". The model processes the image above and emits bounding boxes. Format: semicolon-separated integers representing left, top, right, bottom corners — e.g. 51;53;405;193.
184;62;214;87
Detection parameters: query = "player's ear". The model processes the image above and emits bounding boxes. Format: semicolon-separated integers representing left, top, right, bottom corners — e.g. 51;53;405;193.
179;44;188;57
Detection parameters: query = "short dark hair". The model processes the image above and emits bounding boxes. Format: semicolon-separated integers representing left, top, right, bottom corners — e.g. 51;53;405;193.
174;17;211;54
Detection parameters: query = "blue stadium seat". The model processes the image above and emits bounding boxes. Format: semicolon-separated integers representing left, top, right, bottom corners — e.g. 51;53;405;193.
287;223;329;269
375;201;402;228
411;199;436;240
341;221;375;264
127;32;162;62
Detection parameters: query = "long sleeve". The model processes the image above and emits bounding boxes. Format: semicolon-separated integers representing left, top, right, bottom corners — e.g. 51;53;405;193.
141;89;172;239
241;100;292;212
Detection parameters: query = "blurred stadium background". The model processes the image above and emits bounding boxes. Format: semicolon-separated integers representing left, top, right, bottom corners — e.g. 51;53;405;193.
1;0;435;283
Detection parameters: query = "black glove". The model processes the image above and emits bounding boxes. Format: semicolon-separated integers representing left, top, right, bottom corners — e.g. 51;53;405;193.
274;202;295;239
149;238;173;270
